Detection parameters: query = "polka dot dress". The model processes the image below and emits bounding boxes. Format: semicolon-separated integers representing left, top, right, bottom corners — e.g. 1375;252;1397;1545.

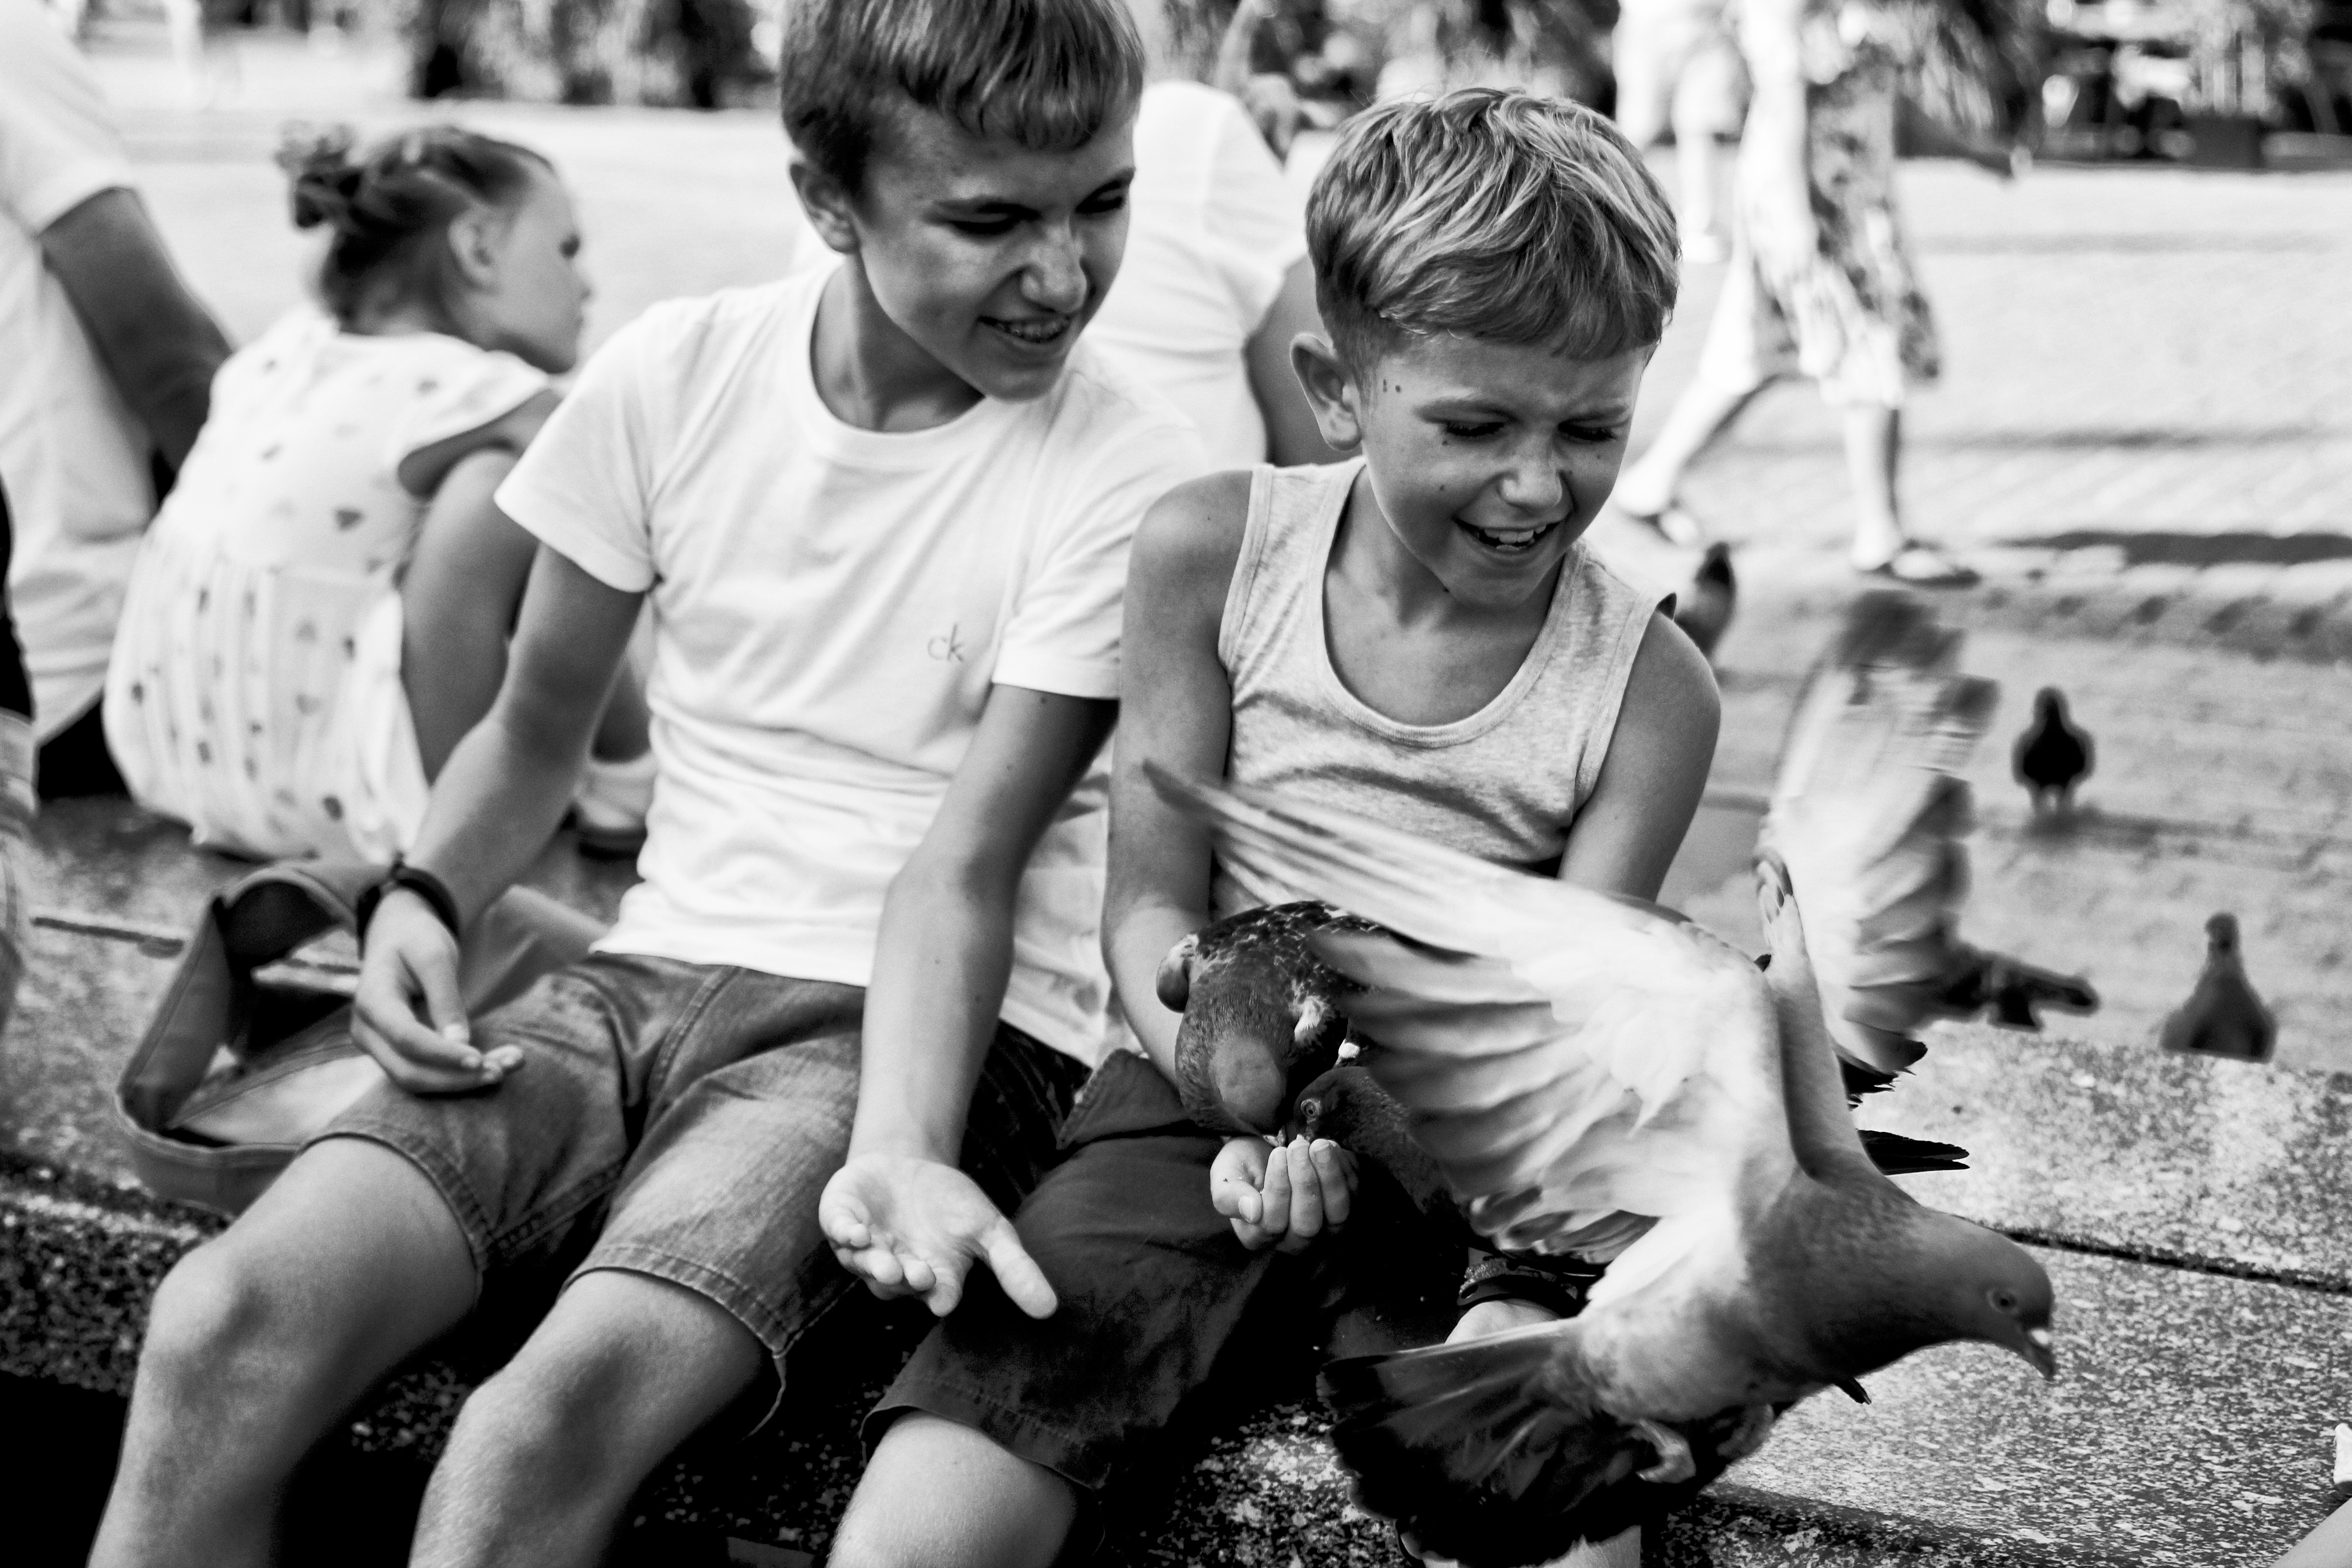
103;309;547;862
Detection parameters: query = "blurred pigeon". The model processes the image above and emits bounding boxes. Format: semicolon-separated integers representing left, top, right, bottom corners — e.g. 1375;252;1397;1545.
1671;545;1736;661
1768;594;2097;1081
2158;913;2275;1063
2012;687;2093;817
1161;900;1376;1134
1153;767;2058;1564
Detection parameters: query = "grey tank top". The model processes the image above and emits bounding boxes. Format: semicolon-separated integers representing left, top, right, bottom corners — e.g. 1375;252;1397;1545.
1210;460;1659;921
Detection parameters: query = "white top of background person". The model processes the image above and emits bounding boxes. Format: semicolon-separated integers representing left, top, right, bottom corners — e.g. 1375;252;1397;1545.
1084;0;1336;467
0;0;229;750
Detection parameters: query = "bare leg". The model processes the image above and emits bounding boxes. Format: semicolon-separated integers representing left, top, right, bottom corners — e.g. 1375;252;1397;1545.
1612;377;1765;520
829;1413;1080;1568
2276;1495;2352;1567
1842;404;1906;568
412;1269;766;1568
90;1140;478;1568
1673;132;1723;256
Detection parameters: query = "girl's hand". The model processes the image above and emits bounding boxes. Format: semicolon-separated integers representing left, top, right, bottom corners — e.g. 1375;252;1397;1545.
1209;1133;1357;1253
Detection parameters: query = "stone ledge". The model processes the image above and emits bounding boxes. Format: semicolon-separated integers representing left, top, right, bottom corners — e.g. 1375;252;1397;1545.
6;1152;2341;1565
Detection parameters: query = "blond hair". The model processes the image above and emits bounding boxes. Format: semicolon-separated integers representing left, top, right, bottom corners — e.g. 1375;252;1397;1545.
779;0;1144;195
1308;89;1679;367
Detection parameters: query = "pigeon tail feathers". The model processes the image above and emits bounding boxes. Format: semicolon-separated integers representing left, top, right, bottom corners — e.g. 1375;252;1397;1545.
1321;1323;1762;1566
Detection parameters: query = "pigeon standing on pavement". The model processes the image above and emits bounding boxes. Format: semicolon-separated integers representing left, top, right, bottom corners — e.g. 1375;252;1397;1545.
2158;913;2276;1063
2012;686;2093;818
1671;544;1736;661
1153;766;2058;1565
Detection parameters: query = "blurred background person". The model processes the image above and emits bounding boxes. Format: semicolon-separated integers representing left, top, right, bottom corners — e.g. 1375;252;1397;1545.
0;0;231;799
1612;0;1748;261
1609;0;2022;583
103;125;653;865
1095;0;1340;467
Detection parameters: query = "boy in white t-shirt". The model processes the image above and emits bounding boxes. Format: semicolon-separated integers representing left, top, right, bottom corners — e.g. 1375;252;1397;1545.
91;3;1199;1565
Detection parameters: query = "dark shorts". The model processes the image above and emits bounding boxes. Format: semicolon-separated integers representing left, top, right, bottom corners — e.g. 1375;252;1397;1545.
873;1050;1462;1499
318;952;1087;1406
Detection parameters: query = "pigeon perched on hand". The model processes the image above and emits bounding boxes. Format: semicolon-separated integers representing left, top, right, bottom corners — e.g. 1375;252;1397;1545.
2159;912;2276;1063
2013;686;2093;818
1671;544;1736;661
1162;900;1377;1134
1153;768;2058;1564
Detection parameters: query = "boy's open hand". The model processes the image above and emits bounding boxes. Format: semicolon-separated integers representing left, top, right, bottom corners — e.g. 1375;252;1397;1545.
819;1153;1055;1319
1210;1134;1357;1253
351;888;519;1094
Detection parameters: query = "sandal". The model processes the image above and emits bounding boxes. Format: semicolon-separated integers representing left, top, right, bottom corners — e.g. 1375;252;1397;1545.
1857;544;1980;589
1617;499;1707;549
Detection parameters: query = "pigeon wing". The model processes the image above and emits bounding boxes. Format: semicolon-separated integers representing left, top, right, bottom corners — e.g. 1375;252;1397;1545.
1763;593;1997;1073
1147;765;1788;1256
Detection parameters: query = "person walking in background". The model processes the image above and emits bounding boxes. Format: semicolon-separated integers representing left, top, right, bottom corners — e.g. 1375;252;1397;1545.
103;124;655;864
1088;0;1338;468
1609;0;2018;584
1612;0;1747;262
0;0;232;797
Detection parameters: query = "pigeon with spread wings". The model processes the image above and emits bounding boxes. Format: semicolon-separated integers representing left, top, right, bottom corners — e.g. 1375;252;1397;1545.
1147;765;2059;1565
1774;593;2097;1102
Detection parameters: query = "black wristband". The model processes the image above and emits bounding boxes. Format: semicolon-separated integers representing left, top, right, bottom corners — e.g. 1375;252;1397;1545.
1457;1250;1607;1321
356;858;463;947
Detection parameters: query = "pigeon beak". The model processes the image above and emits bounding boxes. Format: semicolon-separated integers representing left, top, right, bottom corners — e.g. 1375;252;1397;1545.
2021;1326;2059;1380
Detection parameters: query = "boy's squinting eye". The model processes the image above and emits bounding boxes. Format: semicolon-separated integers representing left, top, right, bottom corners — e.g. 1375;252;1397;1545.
1440;421;1505;441
1564;423;1627;444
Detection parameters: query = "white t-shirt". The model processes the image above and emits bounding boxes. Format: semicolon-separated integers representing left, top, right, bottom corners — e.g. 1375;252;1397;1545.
0;0;155;740
496;270;1202;1061
1066;79;1310;470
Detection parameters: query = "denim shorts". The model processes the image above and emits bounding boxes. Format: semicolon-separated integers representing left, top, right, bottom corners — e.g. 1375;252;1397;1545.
319;952;1088;1398
873;1050;1463;1501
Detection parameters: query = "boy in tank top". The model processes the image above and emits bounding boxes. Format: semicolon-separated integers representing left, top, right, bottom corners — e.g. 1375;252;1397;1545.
830;90;1715;1568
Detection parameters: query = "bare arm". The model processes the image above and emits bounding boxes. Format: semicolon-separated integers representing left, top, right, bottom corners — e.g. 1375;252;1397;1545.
1733;0;1818;284
853;685;1119;1163
818;683;1117;1318
350;546;642;1092
1246;259;1344;468
40;187;231;471
1555;612;1721;900
400;452;535;778
1102;472;1252;1083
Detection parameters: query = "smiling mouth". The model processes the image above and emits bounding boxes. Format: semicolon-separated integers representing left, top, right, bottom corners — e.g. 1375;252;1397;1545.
982;314;1073;350
1456;518;1561;554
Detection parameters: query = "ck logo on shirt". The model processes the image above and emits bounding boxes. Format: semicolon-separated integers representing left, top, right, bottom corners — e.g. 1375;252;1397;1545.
927;624;969;664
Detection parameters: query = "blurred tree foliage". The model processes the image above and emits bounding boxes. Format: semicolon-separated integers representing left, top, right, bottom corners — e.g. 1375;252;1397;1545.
398;0;768;106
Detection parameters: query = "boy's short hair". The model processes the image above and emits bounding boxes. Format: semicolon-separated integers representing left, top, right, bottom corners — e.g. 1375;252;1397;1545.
1308;89;1681;368
779;0;1146;195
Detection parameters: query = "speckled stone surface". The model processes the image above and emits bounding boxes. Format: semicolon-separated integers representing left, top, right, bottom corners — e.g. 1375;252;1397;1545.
5;1155;2345;1565
1856;1023;2352;1288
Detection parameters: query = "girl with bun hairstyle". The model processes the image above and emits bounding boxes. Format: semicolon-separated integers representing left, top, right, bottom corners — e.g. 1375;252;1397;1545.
104;124;652;863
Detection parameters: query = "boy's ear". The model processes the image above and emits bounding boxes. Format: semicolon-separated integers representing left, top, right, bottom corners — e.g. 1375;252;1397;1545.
789;158;862;259
1289;334;1365;454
